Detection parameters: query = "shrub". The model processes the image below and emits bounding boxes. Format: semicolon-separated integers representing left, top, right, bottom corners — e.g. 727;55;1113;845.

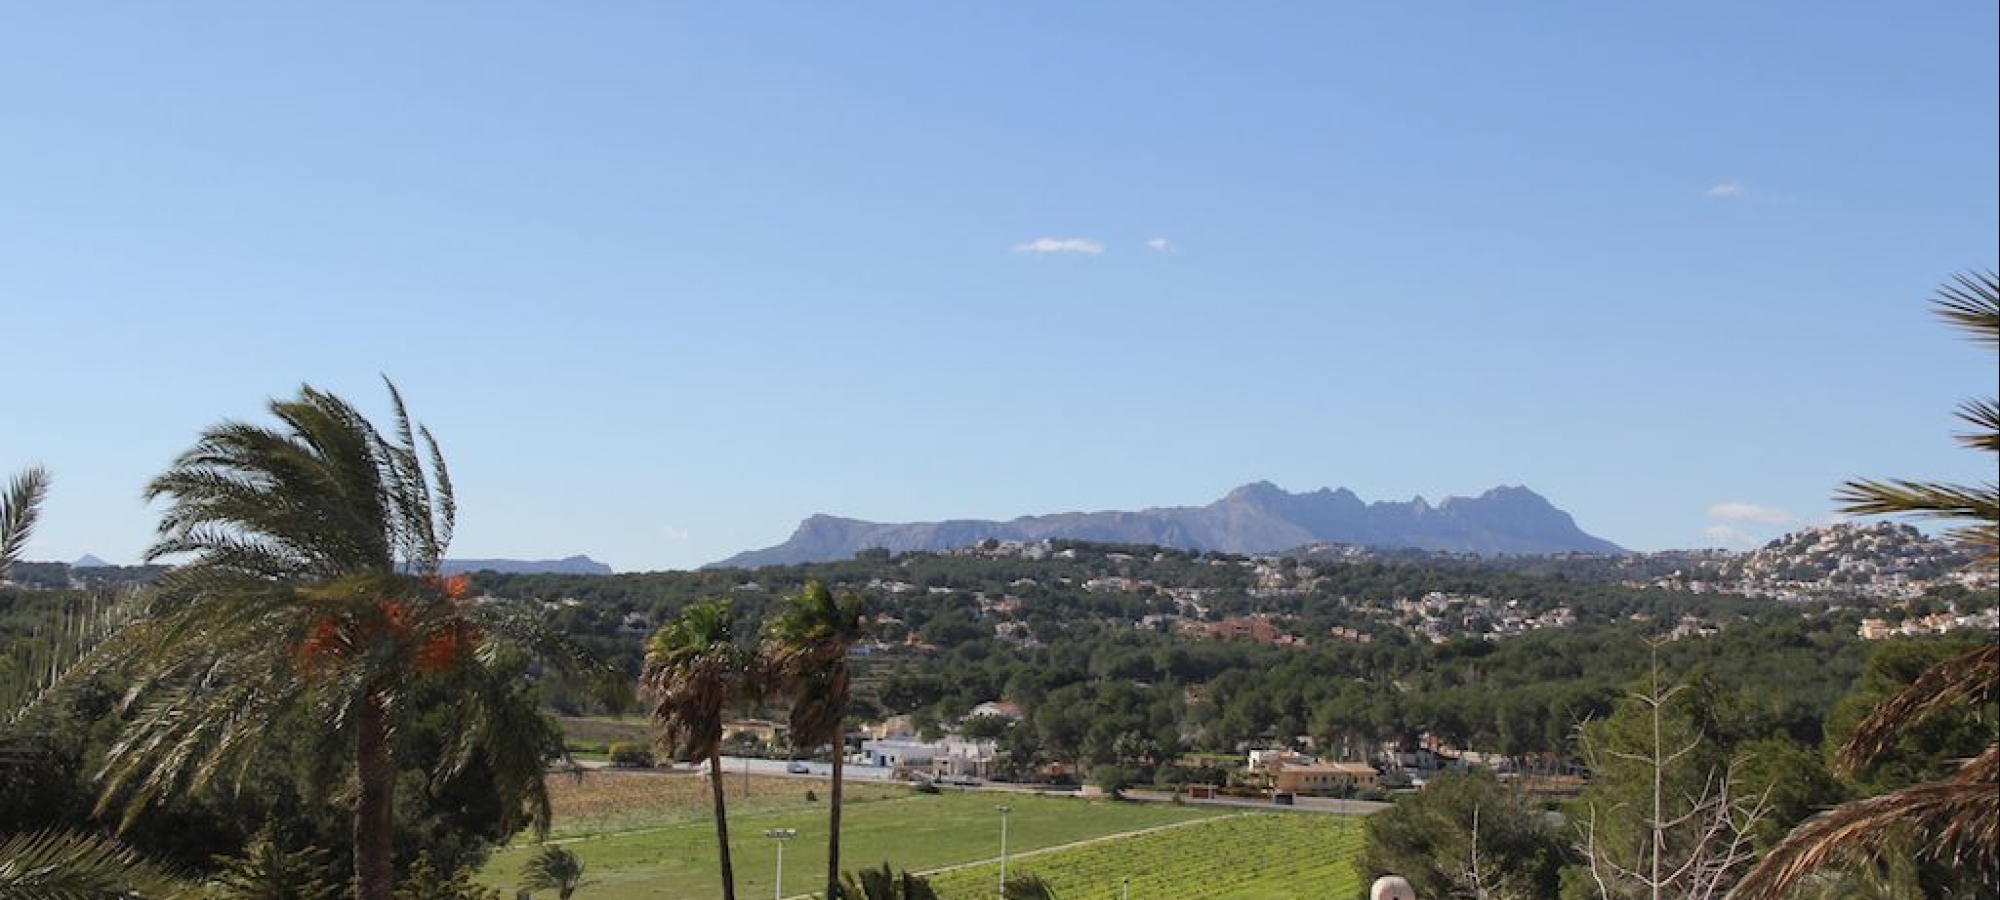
607;742;655;768
1092;765;1132;799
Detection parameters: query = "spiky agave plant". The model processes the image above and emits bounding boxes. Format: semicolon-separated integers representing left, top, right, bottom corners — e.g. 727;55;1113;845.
1733;272;1999;899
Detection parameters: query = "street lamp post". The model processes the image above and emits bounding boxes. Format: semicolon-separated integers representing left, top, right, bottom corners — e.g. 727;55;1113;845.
995;805;1013;898
765;828;797;900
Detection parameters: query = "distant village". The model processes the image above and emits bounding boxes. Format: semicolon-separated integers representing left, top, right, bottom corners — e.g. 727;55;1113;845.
709;700;1567;802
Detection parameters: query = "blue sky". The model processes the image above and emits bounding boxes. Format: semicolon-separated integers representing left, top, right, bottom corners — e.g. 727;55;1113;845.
4;2;1995;571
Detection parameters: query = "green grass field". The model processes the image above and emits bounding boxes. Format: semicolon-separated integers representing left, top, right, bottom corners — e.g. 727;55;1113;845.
926;812;1364;900
479;771;1361;900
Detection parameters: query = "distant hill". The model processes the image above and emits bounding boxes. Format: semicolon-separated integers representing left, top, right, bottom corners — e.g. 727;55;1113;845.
72;554;113;569
1729;522;1969;584
441;555;613;576
709;482;1623;568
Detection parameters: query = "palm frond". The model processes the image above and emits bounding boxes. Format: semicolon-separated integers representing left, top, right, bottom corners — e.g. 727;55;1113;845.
1838;643;1998;774
430;651;567;838
839;863;939;900
1;465;51;578
1933;270;1998;347
0;829;189;900
1728;745;1997;900
467;601;628;709
1002;874;1059;900
1834;479;1999;561
420;423;456;555
1834;479;1998;521
5;585;150;729
379;376;446;572
519;844;587;897
1954;398;1999;453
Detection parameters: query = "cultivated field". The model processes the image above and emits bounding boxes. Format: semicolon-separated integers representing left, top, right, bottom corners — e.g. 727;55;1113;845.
479;773;1259;899
926;812;1364;900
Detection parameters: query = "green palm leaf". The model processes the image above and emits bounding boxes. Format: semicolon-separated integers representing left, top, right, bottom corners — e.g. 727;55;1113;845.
519;844;588;900
1739;271;2000;898
0;829;189;900
1;466;50;578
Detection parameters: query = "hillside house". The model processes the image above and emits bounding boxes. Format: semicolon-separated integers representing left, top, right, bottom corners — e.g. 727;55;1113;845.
861;738;937;772
723;718;786;746
968;700;1025;721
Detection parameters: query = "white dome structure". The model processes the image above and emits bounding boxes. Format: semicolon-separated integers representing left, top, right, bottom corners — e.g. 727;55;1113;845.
1370;875;1417;900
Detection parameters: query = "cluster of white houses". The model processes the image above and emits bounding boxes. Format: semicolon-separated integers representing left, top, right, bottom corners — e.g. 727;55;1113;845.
851;700;1020;780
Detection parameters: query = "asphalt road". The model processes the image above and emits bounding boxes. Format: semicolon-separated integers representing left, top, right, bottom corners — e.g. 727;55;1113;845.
573;758;1389;816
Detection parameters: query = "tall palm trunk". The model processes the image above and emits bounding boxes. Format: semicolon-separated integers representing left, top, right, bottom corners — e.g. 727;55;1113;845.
826;749;844;898
354;691;396;900
708;749;738;900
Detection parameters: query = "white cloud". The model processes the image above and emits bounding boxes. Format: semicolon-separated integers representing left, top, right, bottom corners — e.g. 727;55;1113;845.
1012;237;1104;255
1144;237;1175;253
1707;502;1796;525
1702;524;1759;547
658;526;691;542
1704;180;1747;199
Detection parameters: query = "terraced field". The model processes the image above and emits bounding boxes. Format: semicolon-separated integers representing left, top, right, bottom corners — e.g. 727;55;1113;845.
925;812;1364;900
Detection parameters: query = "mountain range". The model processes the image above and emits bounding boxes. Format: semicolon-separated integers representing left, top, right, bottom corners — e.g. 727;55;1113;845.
708;482;1623;568
439;555;614;576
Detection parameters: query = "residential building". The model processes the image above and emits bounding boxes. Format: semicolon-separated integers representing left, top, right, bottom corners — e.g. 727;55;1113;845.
1272;760;1379;795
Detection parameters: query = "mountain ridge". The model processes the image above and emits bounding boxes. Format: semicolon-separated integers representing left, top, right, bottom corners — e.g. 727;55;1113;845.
440;555;613;576
709;482;1622;568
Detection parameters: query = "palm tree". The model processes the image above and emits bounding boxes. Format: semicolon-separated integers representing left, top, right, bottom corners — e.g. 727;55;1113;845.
85;382;612;900
641;600;755;900
1001;874;1060;900
765;580;866;899
834;864;939;900
519;844;588;900
1733;272;1999;899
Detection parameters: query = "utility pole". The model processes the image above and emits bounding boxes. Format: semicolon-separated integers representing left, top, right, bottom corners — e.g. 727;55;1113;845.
765;828;797;900
996;805;1013;898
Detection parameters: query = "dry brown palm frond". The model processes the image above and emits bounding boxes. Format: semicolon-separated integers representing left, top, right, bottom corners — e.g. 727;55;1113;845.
1837;643;1999;774
1729;744;1998;900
